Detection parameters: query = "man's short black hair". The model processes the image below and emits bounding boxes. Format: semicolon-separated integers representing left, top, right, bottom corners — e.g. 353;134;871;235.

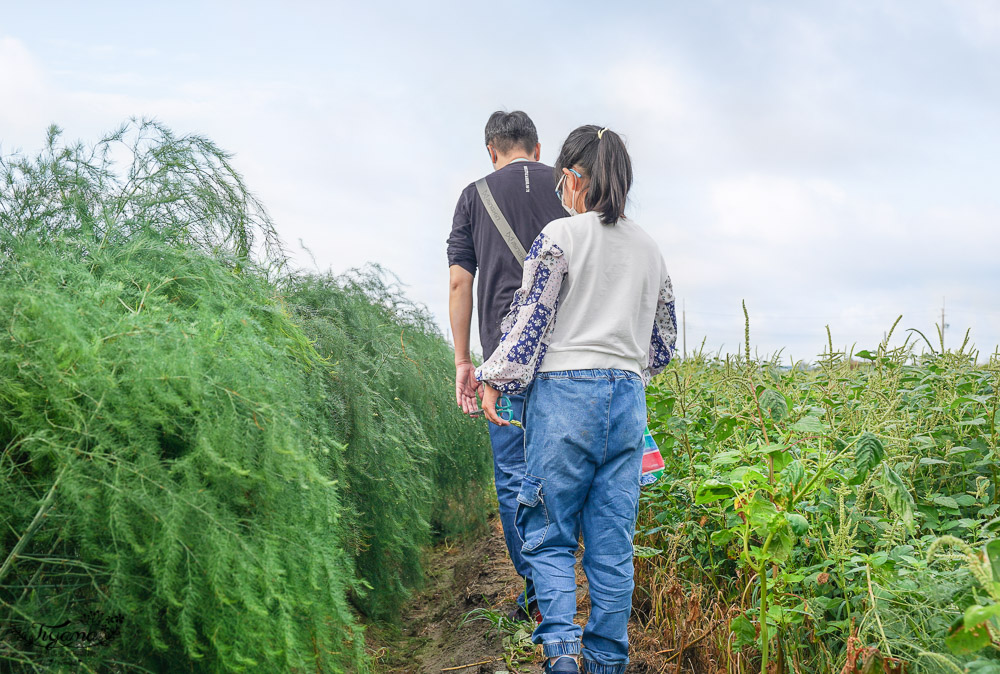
484;110;539;155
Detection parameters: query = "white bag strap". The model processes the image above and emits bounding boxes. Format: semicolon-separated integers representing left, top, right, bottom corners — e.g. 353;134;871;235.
475;178;527;268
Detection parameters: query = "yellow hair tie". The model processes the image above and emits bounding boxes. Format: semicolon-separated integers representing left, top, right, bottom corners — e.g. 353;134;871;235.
597;127;608;139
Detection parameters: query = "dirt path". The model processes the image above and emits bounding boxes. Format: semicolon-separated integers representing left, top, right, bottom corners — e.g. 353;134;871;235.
369;518;672;674
367;517;541;673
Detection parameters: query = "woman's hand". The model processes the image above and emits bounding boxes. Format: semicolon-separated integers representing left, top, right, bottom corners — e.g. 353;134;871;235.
480;384;509;426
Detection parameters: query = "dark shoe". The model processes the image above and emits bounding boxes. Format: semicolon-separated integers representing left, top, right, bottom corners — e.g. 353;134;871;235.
507;603;530;622
544;656;580;673
508;599;543;624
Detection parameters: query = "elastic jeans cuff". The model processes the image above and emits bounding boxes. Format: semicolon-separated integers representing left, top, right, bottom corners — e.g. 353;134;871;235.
582;659;627;674
542;641;582;657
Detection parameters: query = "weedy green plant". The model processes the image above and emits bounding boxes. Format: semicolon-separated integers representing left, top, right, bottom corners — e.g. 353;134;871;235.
459;608;537;669
926;536;1000;657
639;308;1000;673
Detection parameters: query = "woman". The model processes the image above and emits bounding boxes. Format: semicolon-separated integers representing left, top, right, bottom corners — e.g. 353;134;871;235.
476;125;677;674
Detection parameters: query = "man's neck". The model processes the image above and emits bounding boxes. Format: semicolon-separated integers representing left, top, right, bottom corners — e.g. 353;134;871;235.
495;155;535;169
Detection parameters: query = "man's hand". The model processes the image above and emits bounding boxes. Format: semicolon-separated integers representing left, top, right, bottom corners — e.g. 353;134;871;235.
449;265;479;416
455;362;484;416
481;384;509;426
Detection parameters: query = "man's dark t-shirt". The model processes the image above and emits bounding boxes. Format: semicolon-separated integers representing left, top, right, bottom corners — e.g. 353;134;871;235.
447;161;567;360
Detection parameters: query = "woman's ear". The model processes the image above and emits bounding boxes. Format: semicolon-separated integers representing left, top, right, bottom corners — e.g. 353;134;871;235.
564;168;579;192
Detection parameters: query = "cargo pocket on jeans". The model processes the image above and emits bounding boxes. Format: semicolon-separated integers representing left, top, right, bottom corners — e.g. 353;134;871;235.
514;475;549;552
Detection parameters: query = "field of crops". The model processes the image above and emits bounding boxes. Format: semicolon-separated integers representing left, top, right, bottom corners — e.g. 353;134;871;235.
0;122;493;673
636;317;1000;673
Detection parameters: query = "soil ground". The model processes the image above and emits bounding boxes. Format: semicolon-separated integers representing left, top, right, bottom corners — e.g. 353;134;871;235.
367;517;674;674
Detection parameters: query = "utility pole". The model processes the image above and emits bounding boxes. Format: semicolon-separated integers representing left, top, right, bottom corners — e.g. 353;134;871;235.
941;296;949;349
682;299;687;359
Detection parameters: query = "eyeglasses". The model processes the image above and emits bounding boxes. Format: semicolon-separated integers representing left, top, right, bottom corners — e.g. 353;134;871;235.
555;168;582;201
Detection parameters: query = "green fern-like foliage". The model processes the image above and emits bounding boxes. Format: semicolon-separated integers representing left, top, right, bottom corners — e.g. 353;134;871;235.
285;269;494;619
0;122;493;672
0;119;284;266
0;233;364;672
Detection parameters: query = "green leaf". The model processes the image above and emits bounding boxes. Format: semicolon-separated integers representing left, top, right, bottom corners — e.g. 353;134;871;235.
745;493;780;536
785;512;809;535
759;389;788;421
985;539;1000;582
951;395;990;408
711;450;743;467
730;614;756;648
790;415;825;433
713;416;739;443
632;545;662;559
868;551;889;567
727;466;769;486
855;349;876;361
881;463;915;534
767;521;796;563
889;544;915;562
934;496;960;510
947;618;992;655
754;443;792;472
965;658;1000;674
955;494;977;507
964;603;1000;628
782;460;805;490
695;479;735;505
854;432;885;474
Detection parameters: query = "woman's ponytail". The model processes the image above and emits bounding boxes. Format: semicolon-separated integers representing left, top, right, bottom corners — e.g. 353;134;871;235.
553;125;633;225
589;129;632;225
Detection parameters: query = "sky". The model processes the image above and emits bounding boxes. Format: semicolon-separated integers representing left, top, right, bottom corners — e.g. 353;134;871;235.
2;0;998;363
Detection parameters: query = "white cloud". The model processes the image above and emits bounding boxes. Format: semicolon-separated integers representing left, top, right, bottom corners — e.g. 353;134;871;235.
0;37;51;143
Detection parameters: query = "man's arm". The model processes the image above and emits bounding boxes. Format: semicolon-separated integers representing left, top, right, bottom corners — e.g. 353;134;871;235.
449;264;481;415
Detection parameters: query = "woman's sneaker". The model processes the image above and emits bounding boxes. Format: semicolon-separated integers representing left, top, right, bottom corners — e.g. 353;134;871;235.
544;656;579;673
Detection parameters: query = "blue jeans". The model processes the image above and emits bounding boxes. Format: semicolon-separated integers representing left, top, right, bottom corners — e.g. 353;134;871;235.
487;392;535;612
516;369;645;674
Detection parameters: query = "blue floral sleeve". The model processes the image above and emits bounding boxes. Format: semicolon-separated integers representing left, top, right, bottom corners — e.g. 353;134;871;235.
475;233;567;394
642;273;678;385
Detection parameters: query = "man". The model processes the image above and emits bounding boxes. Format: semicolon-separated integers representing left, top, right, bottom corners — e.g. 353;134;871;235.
447;110;566;622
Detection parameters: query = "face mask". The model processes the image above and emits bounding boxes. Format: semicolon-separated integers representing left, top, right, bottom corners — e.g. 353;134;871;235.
555;169;583;216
